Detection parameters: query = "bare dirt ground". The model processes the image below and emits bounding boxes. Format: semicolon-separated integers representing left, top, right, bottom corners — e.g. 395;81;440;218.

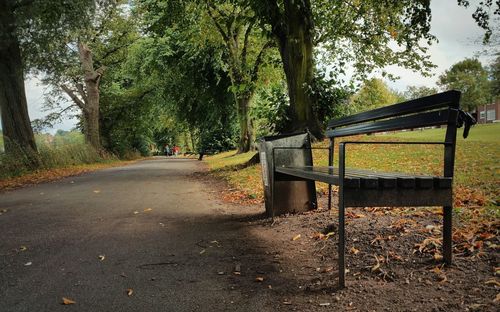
199;171;500;312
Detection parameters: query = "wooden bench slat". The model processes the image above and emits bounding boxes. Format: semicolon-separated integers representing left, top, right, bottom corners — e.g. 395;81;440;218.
327;90;460;128
275;166;451;190
326;109;450;138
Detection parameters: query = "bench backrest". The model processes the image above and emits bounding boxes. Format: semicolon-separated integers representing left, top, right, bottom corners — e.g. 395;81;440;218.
326;90;463;178
326;90;461;138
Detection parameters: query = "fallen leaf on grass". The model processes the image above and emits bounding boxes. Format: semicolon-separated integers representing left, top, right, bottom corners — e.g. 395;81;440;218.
255;277;264;282
62;297;76;305
485;279;500;287
98;255;105;261
292;234;301;241
126;288;133;296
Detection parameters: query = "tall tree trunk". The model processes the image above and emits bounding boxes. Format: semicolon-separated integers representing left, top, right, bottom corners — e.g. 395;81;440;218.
78;42;102;150
0;2;38;159
237;95;253;153
277;0;322;138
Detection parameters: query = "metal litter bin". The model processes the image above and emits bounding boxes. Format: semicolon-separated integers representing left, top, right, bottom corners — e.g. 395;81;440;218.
259;132;317;217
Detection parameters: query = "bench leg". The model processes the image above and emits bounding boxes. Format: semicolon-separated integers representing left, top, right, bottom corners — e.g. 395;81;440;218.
443;205;452;265
338;200;345;289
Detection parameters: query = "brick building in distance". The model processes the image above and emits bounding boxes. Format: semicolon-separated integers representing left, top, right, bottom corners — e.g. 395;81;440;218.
474;98;500;124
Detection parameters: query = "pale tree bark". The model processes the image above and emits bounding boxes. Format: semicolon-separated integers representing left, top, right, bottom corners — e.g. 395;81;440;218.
61;42;103;151
0;1;38;164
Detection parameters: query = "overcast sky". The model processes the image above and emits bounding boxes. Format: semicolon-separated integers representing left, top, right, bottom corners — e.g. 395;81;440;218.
23;0;497;133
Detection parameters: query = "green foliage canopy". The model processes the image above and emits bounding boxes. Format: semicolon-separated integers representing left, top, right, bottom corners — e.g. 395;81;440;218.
438;58;491;111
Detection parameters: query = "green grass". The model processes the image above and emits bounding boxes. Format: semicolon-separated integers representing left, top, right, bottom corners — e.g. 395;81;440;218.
385;122;500;143
205;124;500;208
0;141;116;180
205;151;257;170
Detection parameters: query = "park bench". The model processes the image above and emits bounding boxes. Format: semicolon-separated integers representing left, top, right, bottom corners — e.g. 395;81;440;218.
259;90;476;288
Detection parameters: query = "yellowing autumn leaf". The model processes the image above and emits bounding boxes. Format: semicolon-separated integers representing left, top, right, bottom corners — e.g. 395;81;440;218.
349;247;360;255
93;190;100;193
143;208;153;212
255;277;264;282
292;234;301;241
62;297;76;305
433;253;443;261
126;288;133;296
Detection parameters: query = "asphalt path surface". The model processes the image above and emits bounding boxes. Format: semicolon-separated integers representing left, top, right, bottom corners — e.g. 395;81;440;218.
0;158;275;312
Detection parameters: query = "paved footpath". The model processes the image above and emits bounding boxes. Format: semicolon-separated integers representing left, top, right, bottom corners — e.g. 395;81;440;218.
0;158;276;312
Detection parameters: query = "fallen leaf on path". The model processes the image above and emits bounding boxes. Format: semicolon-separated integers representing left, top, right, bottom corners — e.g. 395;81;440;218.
255;277;264;282
98;255;105;261
283;300;292;305
126;288;133;296
433;253;443;261
292;234;301;241
120;272;127;278
93;190;100;193
24;262;32;266
19;246;27;251
199;249;206;255
0;209;7;215
61;297;76;305
319;302;331;306
133;211;139;214
143;208;152;212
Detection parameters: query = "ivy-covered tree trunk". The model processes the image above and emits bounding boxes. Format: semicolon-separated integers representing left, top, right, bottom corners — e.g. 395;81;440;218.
277;0;322;138
78;42;102;150
237;96;253;153
0;3;38;158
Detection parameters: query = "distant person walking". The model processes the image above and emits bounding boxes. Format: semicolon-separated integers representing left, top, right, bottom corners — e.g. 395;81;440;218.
164;144;171;156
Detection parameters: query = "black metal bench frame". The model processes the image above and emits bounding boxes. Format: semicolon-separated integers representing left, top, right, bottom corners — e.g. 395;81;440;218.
270;90;475;288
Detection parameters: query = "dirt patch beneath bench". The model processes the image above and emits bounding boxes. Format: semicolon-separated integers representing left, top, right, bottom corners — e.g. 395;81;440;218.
199;172;499;311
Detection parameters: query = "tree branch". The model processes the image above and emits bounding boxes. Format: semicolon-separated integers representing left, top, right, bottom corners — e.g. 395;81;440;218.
205;1;230;43
250;40;273;83
61;84;87;111
241;20;255;67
